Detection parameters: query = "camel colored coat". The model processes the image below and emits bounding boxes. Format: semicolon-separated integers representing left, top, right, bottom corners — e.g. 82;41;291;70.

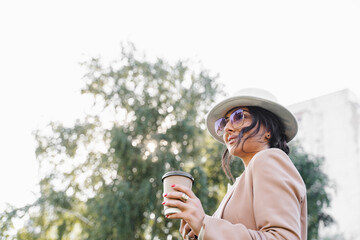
198;148;307;240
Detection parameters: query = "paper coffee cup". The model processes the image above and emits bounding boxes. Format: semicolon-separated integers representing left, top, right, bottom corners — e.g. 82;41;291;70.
162;171;194;215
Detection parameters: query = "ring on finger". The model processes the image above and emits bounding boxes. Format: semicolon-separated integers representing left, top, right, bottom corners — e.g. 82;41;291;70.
181;193;189;202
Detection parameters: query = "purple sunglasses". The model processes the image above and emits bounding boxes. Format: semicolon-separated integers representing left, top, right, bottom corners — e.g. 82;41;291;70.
214;109;246;136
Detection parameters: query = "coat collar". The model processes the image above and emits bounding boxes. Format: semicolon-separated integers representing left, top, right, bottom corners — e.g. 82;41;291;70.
214;178;239;218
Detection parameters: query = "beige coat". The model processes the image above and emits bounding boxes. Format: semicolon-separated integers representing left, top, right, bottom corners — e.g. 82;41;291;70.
198;148;307;240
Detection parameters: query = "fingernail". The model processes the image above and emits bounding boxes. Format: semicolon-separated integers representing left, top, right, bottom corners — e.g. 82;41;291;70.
171;184;175;187
166;215;169;218
162;201;166;205
163;193;168;197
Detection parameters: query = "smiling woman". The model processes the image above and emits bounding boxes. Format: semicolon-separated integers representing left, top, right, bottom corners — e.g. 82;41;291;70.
220;106;291;181
162;88;307;240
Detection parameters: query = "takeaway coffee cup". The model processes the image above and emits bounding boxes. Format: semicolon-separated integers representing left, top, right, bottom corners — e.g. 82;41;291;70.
162;171;194;215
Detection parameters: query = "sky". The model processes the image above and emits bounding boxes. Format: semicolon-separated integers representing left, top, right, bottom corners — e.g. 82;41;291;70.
0;0;359;211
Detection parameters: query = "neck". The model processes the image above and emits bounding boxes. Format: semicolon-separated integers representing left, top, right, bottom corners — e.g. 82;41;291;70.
242;145;270;167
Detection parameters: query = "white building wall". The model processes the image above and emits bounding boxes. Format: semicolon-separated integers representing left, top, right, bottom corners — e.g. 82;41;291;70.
288;89;360;240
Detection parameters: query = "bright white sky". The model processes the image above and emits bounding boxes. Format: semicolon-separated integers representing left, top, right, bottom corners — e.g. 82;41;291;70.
0;0;359;210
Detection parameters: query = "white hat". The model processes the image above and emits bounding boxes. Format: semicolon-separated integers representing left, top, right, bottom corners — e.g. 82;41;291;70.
206;88;298;144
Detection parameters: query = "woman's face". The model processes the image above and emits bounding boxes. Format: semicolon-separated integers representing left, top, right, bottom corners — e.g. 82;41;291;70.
223;107;270;164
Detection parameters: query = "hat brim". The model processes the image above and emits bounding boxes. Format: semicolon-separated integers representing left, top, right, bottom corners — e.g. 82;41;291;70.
206;95;298;144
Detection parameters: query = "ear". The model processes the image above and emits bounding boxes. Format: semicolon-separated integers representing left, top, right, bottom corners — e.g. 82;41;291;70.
265;131;271;140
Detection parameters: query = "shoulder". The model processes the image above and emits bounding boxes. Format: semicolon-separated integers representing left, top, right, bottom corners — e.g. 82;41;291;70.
249;148;293;170
248;148;306;194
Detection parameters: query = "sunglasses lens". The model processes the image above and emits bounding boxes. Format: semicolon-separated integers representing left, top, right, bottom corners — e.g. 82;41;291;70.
215;118;227;136
230;109;244;128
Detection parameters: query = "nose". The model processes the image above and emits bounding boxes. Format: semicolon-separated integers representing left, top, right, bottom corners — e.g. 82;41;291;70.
224;119;234;134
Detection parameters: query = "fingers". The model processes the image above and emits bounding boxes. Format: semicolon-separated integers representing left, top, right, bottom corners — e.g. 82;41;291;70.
180;219;187;232
171;184;196;198
163;184;195;212
164;191;191;202
186;230;197;239
180;221;192;239
163;198;186;212
162;184;205;236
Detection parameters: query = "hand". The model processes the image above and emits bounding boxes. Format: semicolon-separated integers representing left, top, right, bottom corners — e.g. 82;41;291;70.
180;220;198;240
163;184;205;237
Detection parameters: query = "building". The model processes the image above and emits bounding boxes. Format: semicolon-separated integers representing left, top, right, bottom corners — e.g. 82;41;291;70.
289;89;360;240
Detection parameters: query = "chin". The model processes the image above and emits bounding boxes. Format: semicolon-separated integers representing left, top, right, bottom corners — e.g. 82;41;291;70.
227;144;242;157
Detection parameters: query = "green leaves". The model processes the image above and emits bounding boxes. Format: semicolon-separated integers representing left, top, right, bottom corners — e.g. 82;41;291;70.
290;142;334;239
0;43;333;240
0;43;223;240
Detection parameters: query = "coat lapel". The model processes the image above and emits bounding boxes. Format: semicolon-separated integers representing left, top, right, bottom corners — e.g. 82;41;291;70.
213;180;238;218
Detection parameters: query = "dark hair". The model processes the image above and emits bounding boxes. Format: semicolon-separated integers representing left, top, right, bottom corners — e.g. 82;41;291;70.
221;106;289;182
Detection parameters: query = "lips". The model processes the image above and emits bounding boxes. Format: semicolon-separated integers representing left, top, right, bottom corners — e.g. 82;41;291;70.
228;135;238;144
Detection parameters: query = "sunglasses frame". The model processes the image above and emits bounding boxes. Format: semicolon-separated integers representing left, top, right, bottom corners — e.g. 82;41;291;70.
214;108;247;136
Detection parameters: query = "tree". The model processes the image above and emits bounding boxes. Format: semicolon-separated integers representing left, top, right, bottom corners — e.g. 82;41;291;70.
0;43;333;240
289;142;334;239
1;43;224;240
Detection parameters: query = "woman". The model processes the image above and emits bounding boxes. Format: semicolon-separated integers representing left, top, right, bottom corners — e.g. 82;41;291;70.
162;88;307;240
